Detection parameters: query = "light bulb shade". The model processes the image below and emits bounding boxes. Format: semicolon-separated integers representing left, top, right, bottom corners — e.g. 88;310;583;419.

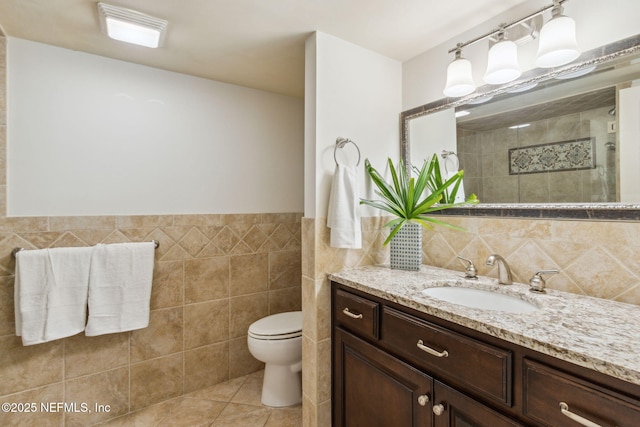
483;40;521;84
536;14;580;68
443;57;475;97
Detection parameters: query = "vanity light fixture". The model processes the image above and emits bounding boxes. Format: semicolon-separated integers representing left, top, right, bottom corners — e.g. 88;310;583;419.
535;0;580;68
443;0;578;97
483;27;521;85
443;46;476;97
97;2;168;48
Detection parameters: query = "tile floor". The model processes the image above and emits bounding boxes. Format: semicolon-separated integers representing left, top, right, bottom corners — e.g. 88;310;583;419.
98;371;302;427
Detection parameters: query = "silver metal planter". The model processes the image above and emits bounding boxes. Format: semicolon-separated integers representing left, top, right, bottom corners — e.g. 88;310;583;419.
390;222;422;271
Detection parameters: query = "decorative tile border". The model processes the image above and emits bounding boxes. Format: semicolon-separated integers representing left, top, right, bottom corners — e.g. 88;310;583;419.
509;138;595;175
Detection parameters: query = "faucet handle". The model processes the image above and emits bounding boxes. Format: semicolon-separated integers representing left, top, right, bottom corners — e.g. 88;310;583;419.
456;256;478;280
529;270;559;293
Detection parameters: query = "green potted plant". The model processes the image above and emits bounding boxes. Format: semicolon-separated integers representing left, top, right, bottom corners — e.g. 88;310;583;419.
360;154;478;270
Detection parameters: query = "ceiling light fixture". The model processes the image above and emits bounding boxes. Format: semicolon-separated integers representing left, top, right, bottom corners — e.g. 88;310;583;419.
443;0;578;97
443;46;476;97
535;0;580;68
97;2;168;48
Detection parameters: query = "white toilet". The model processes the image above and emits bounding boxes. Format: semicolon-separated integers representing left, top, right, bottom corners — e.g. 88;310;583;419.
247;311;303;407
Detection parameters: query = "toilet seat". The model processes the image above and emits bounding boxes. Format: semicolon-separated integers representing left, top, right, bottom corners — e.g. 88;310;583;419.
248;311;302;340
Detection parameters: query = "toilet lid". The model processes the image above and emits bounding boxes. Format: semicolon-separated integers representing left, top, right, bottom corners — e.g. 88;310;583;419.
248;311;302;337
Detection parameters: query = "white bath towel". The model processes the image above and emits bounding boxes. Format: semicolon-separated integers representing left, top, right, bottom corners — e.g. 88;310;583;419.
444;155;466;203
14;247;92;346
85;242;155;336
327;164;362;249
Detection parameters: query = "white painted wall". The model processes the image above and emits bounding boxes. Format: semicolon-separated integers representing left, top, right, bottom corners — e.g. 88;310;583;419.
7;38;303;216
403;0;640;110
304;32;402;219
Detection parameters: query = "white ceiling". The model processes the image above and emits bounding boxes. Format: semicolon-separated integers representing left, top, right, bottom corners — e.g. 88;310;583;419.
0;0;529;98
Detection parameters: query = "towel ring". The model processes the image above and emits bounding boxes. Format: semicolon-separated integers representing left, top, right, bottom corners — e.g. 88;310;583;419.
334;137;361;167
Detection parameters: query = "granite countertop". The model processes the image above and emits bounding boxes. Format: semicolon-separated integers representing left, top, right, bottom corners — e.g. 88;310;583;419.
329;264;640;386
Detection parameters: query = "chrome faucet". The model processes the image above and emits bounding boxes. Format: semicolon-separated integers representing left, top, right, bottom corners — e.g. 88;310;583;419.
485;254;513;285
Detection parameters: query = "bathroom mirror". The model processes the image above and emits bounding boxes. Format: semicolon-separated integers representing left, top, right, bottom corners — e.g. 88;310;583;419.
401;34;640;220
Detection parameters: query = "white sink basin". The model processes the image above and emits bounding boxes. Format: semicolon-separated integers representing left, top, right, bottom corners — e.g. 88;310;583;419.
422;286;539;313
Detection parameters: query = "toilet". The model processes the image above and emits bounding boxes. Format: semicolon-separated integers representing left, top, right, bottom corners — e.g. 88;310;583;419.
247;311;303;407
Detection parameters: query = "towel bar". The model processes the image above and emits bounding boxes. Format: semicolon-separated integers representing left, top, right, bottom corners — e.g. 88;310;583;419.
11;240;160;258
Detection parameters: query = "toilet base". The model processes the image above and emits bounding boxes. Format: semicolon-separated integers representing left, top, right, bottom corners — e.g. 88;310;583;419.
261;364;302;407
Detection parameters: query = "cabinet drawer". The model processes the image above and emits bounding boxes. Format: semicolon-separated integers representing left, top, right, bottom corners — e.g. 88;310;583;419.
523;359;640;427
334;289;379;340
382;306;512;406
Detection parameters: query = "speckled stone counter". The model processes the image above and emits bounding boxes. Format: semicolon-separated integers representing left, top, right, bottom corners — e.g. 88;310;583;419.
329;265;640;386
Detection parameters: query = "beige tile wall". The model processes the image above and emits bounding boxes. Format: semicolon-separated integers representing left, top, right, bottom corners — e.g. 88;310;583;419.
0;35;302;426
302;214;640;426
0;213;302;426
301;216;389;427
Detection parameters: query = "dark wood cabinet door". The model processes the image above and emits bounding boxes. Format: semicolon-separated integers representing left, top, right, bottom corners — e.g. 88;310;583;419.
334;328;433;427
432;381;524;427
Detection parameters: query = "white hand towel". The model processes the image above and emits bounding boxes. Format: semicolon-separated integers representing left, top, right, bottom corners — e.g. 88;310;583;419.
327;164;362;249
445;170;466;203
85;242;155;336
444;155;466;203
14;247;92;346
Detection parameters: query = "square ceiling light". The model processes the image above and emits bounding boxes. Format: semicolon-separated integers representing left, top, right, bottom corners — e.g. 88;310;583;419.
97;2;167;48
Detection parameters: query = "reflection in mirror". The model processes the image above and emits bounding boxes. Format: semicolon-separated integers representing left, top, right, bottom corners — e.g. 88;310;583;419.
401;35;640;219
455;56;640;204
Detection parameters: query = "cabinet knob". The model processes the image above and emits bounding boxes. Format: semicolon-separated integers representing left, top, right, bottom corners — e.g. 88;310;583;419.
433;403;445;416
342;308;363;319
417;394;429;406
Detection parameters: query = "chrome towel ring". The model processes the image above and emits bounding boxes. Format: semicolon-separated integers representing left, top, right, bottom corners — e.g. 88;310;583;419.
334;137;361;167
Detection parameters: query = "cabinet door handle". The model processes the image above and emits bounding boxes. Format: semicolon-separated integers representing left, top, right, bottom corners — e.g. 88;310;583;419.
342;308;363;319
559;402;602;427
417;394;429;406
416;340;449;358
433;403;445;416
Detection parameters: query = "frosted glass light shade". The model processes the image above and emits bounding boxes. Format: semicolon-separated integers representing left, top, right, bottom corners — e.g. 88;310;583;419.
483;40;521;84
443;57;475;97
536;14;580;68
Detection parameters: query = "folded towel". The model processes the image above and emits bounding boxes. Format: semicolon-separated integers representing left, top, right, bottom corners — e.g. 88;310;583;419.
327;164;362;249
14;247;92;346
85;242;155;336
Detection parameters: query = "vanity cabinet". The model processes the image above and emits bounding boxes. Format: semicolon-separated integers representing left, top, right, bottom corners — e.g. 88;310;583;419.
332;281;640;427
334;328;433;426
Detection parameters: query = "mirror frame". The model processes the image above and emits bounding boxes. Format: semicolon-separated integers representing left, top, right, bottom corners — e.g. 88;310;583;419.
400;34;640;220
